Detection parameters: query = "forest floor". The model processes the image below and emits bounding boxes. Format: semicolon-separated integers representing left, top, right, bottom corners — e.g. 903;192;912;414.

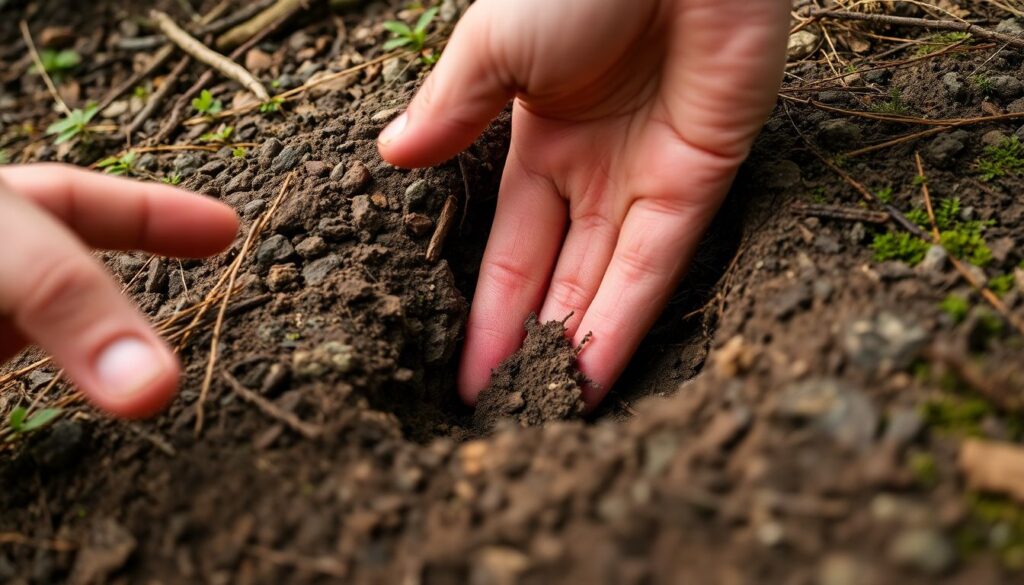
3;0;1024;583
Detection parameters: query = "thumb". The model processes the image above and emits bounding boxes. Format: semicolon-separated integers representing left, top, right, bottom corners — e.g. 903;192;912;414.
377;3;515;168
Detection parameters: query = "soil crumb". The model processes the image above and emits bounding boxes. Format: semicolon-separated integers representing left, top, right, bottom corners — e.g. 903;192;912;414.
474;315;588;432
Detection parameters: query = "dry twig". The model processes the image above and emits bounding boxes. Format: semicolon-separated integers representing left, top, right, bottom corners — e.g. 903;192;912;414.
18;20;70;116
426;195;459;263
222;371;323;440
809;9;1024;50
217;0;306;49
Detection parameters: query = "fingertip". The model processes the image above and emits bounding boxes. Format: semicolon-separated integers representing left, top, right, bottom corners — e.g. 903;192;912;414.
86;337;180;419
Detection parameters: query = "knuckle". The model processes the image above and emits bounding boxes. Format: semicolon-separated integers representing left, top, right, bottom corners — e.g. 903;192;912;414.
547;277;590;313
616;247;660;283
482;257;540;294
18;254;106;326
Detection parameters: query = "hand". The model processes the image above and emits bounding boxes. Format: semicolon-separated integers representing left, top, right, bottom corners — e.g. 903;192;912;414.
0;164;238;418
378;0;789;408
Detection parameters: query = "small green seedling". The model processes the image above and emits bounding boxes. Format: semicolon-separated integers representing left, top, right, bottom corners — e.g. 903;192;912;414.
162;172;182;186
871;231;930;265
977;136;1024;182
383;7;438;52
232;146;247;159
990;273;1015;297
97;151;138;176
934;197;961;230
199;124;234;143
971;74;993;95
191;89;223;116
133;85;150;100
941;294;970;323
260;96;285;114
941;220;994;267
33;48;80;81
45;104;99;145
7;406;62;434
871;87;908;115
875;186;894;204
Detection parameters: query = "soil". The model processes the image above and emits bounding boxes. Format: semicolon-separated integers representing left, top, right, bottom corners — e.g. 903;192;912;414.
3;1;1024;584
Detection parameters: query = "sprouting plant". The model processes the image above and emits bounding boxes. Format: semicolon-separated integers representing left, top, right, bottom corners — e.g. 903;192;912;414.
876;186;894;204
976;136;1024;182
32;48;80;81
871;87;908;115
941;294;970;323
810;185;828;204
133;84;150;99
97;151;138;176
260;96;285;114
162;172;182;186
199;124;234;143
915;32;971;56
971;74;993;95
905;207;930;229
419;49;441;66
871;232;930;265
934;197;962;231
7;406;62;434
232;146;247;159
45;104;99;145
990;273;1016;297
941;220;994;267
191;89;223;116
383;6;438;52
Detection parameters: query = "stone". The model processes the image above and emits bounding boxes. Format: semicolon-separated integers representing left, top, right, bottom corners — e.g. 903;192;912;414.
317;217;354;241
817;119;862;150
267;263;299;292
224;169;253;194
144;259;168;294
303;254;341;285
889;529;956;575
982;129;1008;147
989;75;1024;101
818;554;875;585
1009;98;1024;114
863;68;891;85
241;199;266;219
172;153;201;177
270;143;309;173
942;72;967;102
404;213;433;237
777;378;879;452
340;161;372;195
258;138;283;165
787;30;819;60
351;195;382;233
843;312;928;373
403;179;430;212
884;408;924;447
256;234;295;265
293;341;356;378
918;245;948;274
295;236;327;258
382;57;410;83
772;283;812;320
329;161;347;180
245;48;273;72
996;18;1024;36
197;160;225;176
925;130;970;168
304;160;328;177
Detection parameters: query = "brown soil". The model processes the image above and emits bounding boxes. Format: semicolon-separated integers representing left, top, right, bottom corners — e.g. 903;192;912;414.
3;1;1024;584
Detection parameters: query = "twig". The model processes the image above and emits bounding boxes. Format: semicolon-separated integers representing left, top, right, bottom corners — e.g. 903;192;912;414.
18;20;70;116
222;371;323;440
426;195;458;263
195;173;295;436
216;0;306;50
809;9;1024;50
126;55;191;139
791;202;890;224
96;45;175;114
0;532;76;552
151;10;270;102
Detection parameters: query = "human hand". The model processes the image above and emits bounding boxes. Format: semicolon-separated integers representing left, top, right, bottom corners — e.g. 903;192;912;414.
0;164;238;418
378;0;790;408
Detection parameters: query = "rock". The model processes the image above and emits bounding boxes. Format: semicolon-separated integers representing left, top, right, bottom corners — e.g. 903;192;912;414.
990;236;1015;264
293;341;356;379
224;169;253;194
302;254;341;285
295;60;323;83
917;245;948;274
925;130;970;167
772;282;812;320
172;153;201;177
817;119;862;150
197;160;225;176
258;138;283;165
241;198;266;219
371;107;402;123
270;143;309;173
267;263;299;292
403;179;430;212
340;161;372;195
329;161;347;180
295;236;326;258
889;528;956;575
764;160;801;190
843;313;928;373
1009;98;1024;114
382;57;410;83
469;546;530;585
144;259;167;294
351;195;382;233
304;160;328;177
404;213;433;237
439;0;469;23
863;68;892;85
942;72;967;102
30;420;84;470
982;130;1008;147
788;29;819;60
776;378;879;452
256;234;295;265
245;48;273;72
996;18;1024;36
68;519;137;585
989;75;1024;101
318;217;354;241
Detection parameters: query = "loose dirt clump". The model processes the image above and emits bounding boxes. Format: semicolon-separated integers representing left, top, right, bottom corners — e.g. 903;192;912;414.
473;315;587;432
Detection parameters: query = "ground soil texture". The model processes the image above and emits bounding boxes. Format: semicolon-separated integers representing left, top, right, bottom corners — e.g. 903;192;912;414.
3;1;1024;584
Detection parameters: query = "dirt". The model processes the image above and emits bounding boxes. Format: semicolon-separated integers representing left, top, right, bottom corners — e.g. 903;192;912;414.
4;0;1024;583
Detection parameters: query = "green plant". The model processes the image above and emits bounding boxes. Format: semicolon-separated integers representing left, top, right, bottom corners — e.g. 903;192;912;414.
977;136;1024;182
971;74;993;95
871;231;929;265
934;197;961;230
875;186;894;204
199;124;234;143
383;6;438;52
45;104;99;145
914;32;971;56
871;87;908;115
7;406;62;434
133;85;150;99
990;273;1016;297
32;48;80;80
191;89;223;116
905;207;930;228
260;96;285;114
162;172;182;186
232;146;247;158
941;294;970;323
97;151;138;176
957;494;1024;570
941;220;994;267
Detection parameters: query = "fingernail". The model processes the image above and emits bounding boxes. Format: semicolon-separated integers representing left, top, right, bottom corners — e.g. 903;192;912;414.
378;112;408;145
95;338;166;397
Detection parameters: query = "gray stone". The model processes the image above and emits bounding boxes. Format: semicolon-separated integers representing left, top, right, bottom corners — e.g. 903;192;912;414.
340;161;372;195
197;160;225;176
382;57;410;83
295;60;323;83
788;30;819;60
259;138;283;165
996;18;1024;36
329;162;347;181
918;245;948;274
172;153;201;176
295;236;327;258
989;75;1024;101
256;234;295;265
303;254;341;285
1009;98;1024;114
224;169;253;194
863;68;891;85
942;72;967;102
403;179;430;211
889;529;956;575
270;143;309;173
772;283;812;320
241;198;266;219
145;258;167;294
351;195;382;234
982;130;1008;147
777;378;879;452
843;312;928;373
925;130;970;168
817;119;862;150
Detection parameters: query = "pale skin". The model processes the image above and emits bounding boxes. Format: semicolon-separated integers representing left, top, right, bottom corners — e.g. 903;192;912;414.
1;0;789;418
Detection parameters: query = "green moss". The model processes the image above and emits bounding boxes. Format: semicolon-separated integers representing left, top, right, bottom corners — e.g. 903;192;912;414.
905;207;930;228
977;136;1024;182
941;221;994;267
941;294;970;323
876;186;894;204
957;493;1024;571
971;74;994;95
990;273;1016;297
871;87;909;115
921;394;992;437
871;232;930;265
934;197;962;231
914;32;971;56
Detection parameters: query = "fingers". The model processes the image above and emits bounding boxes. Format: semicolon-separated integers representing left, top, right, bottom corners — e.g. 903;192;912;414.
457;153;566;405
377;2;515;168
0;184;179;418
0;164;239;257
